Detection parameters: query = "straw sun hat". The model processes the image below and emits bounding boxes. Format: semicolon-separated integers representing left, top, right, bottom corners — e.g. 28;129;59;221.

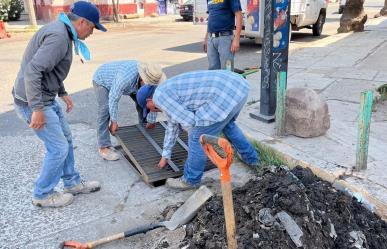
137;62;167;85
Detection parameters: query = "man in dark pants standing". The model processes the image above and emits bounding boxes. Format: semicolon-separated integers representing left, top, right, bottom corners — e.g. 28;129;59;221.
203;0;243;70
12;1;106;208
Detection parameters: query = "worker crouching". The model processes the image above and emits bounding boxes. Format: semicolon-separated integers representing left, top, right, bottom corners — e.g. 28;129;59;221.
136;70;260;190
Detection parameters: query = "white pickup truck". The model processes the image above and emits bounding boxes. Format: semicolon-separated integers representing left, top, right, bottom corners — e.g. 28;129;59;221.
193;0;328;43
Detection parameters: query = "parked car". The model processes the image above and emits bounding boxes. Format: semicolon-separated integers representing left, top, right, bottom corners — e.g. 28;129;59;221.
339;0;346;14
180;0;193;21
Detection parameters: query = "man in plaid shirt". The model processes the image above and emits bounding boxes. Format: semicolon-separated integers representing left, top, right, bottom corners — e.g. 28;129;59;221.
93;60;166;161
137;70;259;190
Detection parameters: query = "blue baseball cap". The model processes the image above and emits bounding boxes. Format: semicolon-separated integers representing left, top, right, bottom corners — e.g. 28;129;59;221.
137;85;157;119
71;1;107;32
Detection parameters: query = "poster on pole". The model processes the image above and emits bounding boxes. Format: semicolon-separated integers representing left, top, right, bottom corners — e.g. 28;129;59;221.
245;0;260;32
241;0;264;38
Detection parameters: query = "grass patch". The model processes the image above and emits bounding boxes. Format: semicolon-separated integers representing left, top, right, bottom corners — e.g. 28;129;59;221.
251;140;287;167
377;84;387;102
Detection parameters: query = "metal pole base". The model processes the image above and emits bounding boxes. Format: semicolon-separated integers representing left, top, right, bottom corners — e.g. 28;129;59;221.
249;111;275;123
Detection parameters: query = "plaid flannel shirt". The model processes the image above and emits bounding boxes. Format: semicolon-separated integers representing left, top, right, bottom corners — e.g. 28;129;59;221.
93;60;156;123
153;70;249;159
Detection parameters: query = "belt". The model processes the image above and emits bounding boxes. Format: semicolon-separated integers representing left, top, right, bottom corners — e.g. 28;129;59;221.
209;30;233;38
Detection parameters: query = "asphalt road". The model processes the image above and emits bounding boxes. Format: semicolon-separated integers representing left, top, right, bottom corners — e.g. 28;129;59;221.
0;1;383;136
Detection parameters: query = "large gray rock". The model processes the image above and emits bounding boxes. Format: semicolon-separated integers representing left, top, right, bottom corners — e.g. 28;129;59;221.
285;88;330;138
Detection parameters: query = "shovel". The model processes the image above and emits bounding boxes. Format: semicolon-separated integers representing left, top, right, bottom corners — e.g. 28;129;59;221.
60;185;213;249
200;134;237;249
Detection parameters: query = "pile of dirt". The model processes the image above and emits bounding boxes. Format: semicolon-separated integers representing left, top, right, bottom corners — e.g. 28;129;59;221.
182;166;387;249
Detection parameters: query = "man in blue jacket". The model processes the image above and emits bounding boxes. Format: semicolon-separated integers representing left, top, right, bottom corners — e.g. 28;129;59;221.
12;1;106;207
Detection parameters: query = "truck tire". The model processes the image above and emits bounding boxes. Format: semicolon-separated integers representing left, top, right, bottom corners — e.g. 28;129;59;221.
312;12;325;36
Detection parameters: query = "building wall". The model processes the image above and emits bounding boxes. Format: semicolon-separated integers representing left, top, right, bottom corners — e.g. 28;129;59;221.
34;0;157;21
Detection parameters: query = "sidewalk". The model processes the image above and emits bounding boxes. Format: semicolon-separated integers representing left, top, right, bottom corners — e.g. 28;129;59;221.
239;16;387;220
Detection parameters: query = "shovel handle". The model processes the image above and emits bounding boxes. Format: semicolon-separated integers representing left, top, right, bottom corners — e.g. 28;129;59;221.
123;223;163;237
200;135;237;249
221;182;237;249
61;224;164;249
200;135;233;183
200;134;219;146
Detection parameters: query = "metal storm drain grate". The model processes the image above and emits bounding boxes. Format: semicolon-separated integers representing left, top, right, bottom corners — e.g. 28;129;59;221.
115;122;215;186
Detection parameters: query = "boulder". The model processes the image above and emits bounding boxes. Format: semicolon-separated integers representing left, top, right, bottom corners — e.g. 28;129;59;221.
285;88;330;138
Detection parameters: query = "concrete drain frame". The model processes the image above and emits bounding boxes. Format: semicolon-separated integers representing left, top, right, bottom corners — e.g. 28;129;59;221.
115;121;214;186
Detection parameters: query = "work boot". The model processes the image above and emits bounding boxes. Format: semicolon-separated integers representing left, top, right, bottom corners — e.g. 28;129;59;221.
166;177;199;190
64;180;101;195
32;192;74;208
99;147;120;161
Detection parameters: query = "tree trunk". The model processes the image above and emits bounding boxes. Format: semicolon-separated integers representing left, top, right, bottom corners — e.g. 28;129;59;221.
338;0;367;33
112;0;120;22
380;0;387;16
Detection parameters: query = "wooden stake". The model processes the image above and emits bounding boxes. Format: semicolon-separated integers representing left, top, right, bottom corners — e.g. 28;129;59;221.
355;90;374;171
275;71;287;136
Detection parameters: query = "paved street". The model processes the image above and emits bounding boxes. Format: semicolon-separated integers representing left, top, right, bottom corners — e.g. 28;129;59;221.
0;1;386;248
1;2;382;134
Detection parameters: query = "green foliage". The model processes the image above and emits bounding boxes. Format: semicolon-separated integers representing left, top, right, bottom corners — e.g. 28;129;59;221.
0;0;10;21
251;141;287;167
9;0;24;21
0;0;24;21
377;84;387;102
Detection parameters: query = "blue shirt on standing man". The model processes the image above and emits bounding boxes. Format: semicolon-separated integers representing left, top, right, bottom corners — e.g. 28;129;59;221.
204;0;243;70
207;0;241;33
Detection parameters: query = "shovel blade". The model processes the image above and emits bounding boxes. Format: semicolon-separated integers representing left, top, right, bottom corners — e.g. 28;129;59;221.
164;185;213;230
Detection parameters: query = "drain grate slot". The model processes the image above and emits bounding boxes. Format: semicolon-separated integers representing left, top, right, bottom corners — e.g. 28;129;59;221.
116;122;214;186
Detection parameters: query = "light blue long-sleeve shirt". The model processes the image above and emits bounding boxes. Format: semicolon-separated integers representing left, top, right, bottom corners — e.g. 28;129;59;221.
93;60;138;122
153;70;249;159
93;60;157;123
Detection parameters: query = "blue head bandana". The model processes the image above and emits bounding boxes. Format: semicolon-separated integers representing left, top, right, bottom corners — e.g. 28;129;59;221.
58;12;91;62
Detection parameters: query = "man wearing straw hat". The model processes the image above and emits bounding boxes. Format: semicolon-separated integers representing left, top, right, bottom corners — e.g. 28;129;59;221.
92;60;166;161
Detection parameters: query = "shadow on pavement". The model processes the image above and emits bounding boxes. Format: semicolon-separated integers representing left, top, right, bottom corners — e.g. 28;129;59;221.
291;32;329;42
164;41;203;53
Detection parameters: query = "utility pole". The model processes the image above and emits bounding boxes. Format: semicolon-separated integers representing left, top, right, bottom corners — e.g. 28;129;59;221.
25;0;37;28
250;0;291;123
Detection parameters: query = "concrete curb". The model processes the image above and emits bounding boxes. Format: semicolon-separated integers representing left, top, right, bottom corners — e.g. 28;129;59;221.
245;133;387;221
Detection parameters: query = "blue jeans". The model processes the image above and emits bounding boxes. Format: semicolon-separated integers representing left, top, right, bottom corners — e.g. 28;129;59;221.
93;82;112;148
14;101;81;199
183;96;259;185
207;34;234;70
